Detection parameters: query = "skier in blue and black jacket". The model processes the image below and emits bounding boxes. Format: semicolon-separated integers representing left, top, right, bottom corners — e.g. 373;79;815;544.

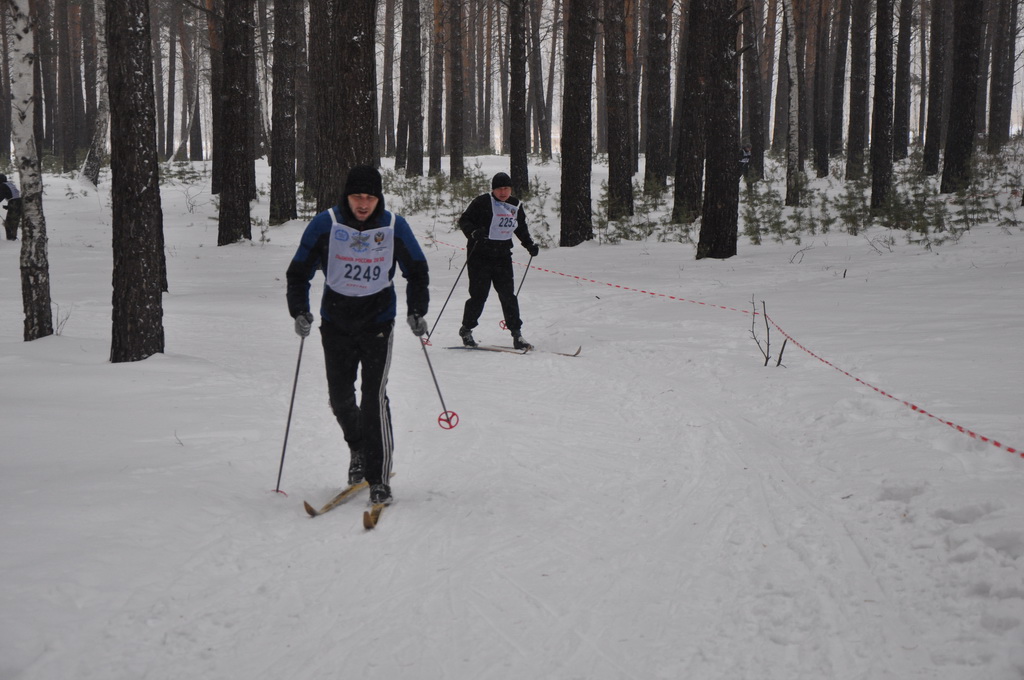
286;165;429;506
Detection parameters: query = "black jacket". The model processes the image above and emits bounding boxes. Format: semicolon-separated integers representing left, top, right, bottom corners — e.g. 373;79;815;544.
459;193;537;257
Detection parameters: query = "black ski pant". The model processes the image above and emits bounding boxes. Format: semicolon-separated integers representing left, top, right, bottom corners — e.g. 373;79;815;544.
461;252;522;335
320;320;394;487
4;198;21;240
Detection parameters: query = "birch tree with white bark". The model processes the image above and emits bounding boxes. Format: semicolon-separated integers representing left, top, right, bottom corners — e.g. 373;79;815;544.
6;0;54;341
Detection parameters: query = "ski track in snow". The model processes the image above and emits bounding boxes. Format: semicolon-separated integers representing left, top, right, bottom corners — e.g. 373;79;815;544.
1;167;1023;679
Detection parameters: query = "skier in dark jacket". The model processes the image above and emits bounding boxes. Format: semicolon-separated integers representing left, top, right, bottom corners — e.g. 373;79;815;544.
286;165;430;506
458;172;539;350
0;174;22;241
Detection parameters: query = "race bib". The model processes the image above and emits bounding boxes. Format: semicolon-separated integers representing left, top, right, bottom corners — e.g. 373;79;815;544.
325;209;395;297
487;198;519;241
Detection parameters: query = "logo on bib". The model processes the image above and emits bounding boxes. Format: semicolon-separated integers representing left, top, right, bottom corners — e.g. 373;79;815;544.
351;232;371;253
334;230;350;242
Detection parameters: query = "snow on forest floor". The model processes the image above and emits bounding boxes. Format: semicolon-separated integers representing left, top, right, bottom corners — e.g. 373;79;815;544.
1;158;1022;679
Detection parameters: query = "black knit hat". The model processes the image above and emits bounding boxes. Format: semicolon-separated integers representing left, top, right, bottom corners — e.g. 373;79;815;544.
491;172;512;190
344;165;383;199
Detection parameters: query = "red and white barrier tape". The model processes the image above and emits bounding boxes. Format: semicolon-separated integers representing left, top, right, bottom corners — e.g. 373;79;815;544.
431;238;1021;457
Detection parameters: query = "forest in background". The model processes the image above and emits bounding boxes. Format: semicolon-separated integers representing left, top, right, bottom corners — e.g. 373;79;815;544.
4;0;1021;357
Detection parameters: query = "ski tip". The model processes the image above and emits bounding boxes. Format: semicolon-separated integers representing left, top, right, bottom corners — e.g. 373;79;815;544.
303;501;319;517
362;510;377;530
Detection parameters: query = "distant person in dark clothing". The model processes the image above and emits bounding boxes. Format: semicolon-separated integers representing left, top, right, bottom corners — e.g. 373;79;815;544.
458;172;540;351
739;145;752;180
0;174;22;241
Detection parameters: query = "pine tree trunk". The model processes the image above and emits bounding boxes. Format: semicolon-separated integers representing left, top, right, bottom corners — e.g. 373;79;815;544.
218;0;254;242
401;0;424;175
870;0;894;209
742;0;765;180
892;0;914;160
643;0;672;193
206;0;224;193
922;0;948;174
9;0;54;341
604;0;633;220
845;0;870;180
509;0;529;194
782;0;801;206
986;0;1016;153
380;0;397;157
107;0;165;361
939;0;983;194
560;0;596;247
428;0;444;175
269;0;298;225
55;0;76;171
81;0;109;187
673;0;707;222
528;0;551;159
447;0;464;180
812;0;830;179
696;0;739;260
165;7;177;159
829;0;851;155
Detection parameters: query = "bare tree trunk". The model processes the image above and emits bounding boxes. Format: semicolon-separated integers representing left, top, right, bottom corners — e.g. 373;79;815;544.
81;0;108;186
605;0;633;220
940;0;983;194
845;0;870;180
892;0;913;160
380;0;397;157
399;0;424;175
782;0;801;206
269;0;298;225
448;0;465;180
673;0;707;222
742;0;765;180
560;0;596;247
55;0;76;171
8;0;54;341
509;0;529;195
923;0;948;174
218;0;254;242
428;0;444;175
107;0;165;361
643;0;672;193
812;0;831;179
528;0;551;159
870;0;894;210
206;0;224;193
696;0;740;260
165;5;177;159
829;0;851;155
986;0;1017;153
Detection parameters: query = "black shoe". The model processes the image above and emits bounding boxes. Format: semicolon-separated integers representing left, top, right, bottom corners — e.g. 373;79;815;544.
512;334;533;351
347;452;364;485
459;326;478;348
369;483;393;505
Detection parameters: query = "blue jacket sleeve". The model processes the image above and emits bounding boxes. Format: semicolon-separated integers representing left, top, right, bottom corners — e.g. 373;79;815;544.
285;211;332;318
392;214;430;317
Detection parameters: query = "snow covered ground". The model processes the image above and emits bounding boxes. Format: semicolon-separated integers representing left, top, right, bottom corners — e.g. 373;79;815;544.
1;157;1022;679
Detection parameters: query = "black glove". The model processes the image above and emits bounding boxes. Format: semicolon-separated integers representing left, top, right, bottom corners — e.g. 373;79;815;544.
527;243;539;257
294;312;314;338
407;314;428;337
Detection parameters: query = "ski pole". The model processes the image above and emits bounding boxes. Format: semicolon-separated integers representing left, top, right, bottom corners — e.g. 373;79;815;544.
275;336;305;493
427;258;468;341
420;339;459;429
516;254;534;296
